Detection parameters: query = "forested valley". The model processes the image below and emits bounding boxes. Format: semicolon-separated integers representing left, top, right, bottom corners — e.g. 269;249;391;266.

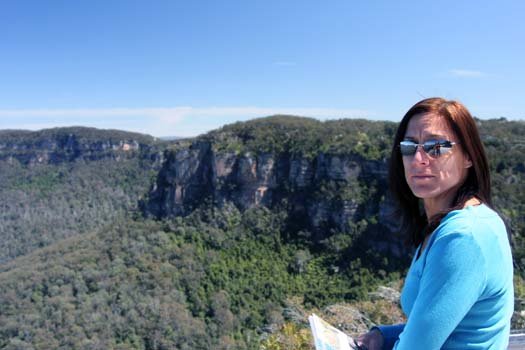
0;117;523;349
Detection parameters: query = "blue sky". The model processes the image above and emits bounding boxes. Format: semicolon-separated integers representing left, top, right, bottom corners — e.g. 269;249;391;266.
1;0;524;137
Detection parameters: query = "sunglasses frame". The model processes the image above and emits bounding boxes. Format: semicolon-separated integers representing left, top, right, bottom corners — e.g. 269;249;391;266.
399;140;457;157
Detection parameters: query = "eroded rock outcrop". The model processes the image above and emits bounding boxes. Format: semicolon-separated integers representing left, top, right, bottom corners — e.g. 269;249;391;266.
143;139;405;255
0;127;162;165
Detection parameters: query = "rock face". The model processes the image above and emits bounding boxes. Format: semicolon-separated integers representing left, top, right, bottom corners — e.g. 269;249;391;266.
144;140;405;255
0;128;162;165
0;126;406;256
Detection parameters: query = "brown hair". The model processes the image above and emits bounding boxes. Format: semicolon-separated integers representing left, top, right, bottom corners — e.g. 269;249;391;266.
388;97;492;247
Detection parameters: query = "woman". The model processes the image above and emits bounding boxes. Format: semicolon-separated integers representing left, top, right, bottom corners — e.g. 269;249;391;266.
357;98;514;349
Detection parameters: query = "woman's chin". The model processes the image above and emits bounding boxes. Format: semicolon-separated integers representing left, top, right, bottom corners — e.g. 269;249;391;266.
408;186;438;199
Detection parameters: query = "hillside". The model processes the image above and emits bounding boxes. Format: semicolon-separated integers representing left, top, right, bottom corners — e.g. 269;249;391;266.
0;127;165;263
0;206;406;349
144;116;525;265
0;117;524;349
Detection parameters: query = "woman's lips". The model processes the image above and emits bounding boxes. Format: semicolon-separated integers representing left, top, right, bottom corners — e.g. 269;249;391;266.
411;175;434;179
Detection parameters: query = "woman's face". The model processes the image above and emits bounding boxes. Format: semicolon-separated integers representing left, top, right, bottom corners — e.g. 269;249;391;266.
402;113;472;210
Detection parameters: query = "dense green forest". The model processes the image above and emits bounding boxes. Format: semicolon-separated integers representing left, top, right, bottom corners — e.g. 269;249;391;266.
0;127;163;263
206;115;397;159
0;206;404;349
207;116;525;272
0;118;523;349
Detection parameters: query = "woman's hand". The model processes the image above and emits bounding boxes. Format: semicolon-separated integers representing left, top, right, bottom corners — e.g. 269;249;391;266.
355;328;384;350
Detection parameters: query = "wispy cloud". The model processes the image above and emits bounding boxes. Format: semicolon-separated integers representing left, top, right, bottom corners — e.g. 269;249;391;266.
0;106;374;137
449;69;487;78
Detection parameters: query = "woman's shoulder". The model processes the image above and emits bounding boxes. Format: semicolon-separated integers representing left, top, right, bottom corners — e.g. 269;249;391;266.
422;204;512;296
432;204;509;254
427;204;506;250
438;204;503;234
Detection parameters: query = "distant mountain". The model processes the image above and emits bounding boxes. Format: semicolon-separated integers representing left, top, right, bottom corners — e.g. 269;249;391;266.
0;127;166;263
0;117;523;348
142;116;406;257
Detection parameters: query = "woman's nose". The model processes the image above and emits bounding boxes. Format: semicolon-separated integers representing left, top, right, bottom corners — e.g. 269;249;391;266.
412;145;430;164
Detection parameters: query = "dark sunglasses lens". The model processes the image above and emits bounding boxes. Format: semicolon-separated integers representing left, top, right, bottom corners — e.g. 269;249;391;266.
423;141;439;155
425;140;453;156
400;142;417;156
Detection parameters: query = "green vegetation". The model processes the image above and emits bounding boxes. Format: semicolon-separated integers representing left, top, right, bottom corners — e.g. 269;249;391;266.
0;118;523;349
0;128;163;263
0;126;157;146
206;115;397;160
0;158;159;263
479;119;525;274
0;206;399;349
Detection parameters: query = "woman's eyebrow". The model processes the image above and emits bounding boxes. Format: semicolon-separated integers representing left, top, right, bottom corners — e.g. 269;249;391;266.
426;133;449;139
403;133;449;140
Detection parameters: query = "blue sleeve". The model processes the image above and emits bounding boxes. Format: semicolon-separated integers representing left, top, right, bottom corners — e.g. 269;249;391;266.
393;233;487;349
373;324;405;350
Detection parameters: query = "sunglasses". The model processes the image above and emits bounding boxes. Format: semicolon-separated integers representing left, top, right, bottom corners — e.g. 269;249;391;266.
399;140;457;157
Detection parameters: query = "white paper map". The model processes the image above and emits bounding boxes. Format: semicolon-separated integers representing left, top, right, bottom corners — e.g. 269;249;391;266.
308;313;358;350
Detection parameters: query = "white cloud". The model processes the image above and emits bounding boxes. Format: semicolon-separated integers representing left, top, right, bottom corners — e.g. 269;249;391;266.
449;69;487;78
0;106;374;137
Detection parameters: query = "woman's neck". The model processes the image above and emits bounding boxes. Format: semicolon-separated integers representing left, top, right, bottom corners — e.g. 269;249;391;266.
424;196;481;218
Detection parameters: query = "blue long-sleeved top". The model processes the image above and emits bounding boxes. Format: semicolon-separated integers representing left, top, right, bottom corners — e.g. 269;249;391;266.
377;204;514;349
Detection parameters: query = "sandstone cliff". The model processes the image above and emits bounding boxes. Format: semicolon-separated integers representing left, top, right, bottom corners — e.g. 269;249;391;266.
143;138;405;256
0;127;163;165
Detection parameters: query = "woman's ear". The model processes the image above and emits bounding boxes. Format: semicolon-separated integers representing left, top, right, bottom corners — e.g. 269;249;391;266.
464;158;473;168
